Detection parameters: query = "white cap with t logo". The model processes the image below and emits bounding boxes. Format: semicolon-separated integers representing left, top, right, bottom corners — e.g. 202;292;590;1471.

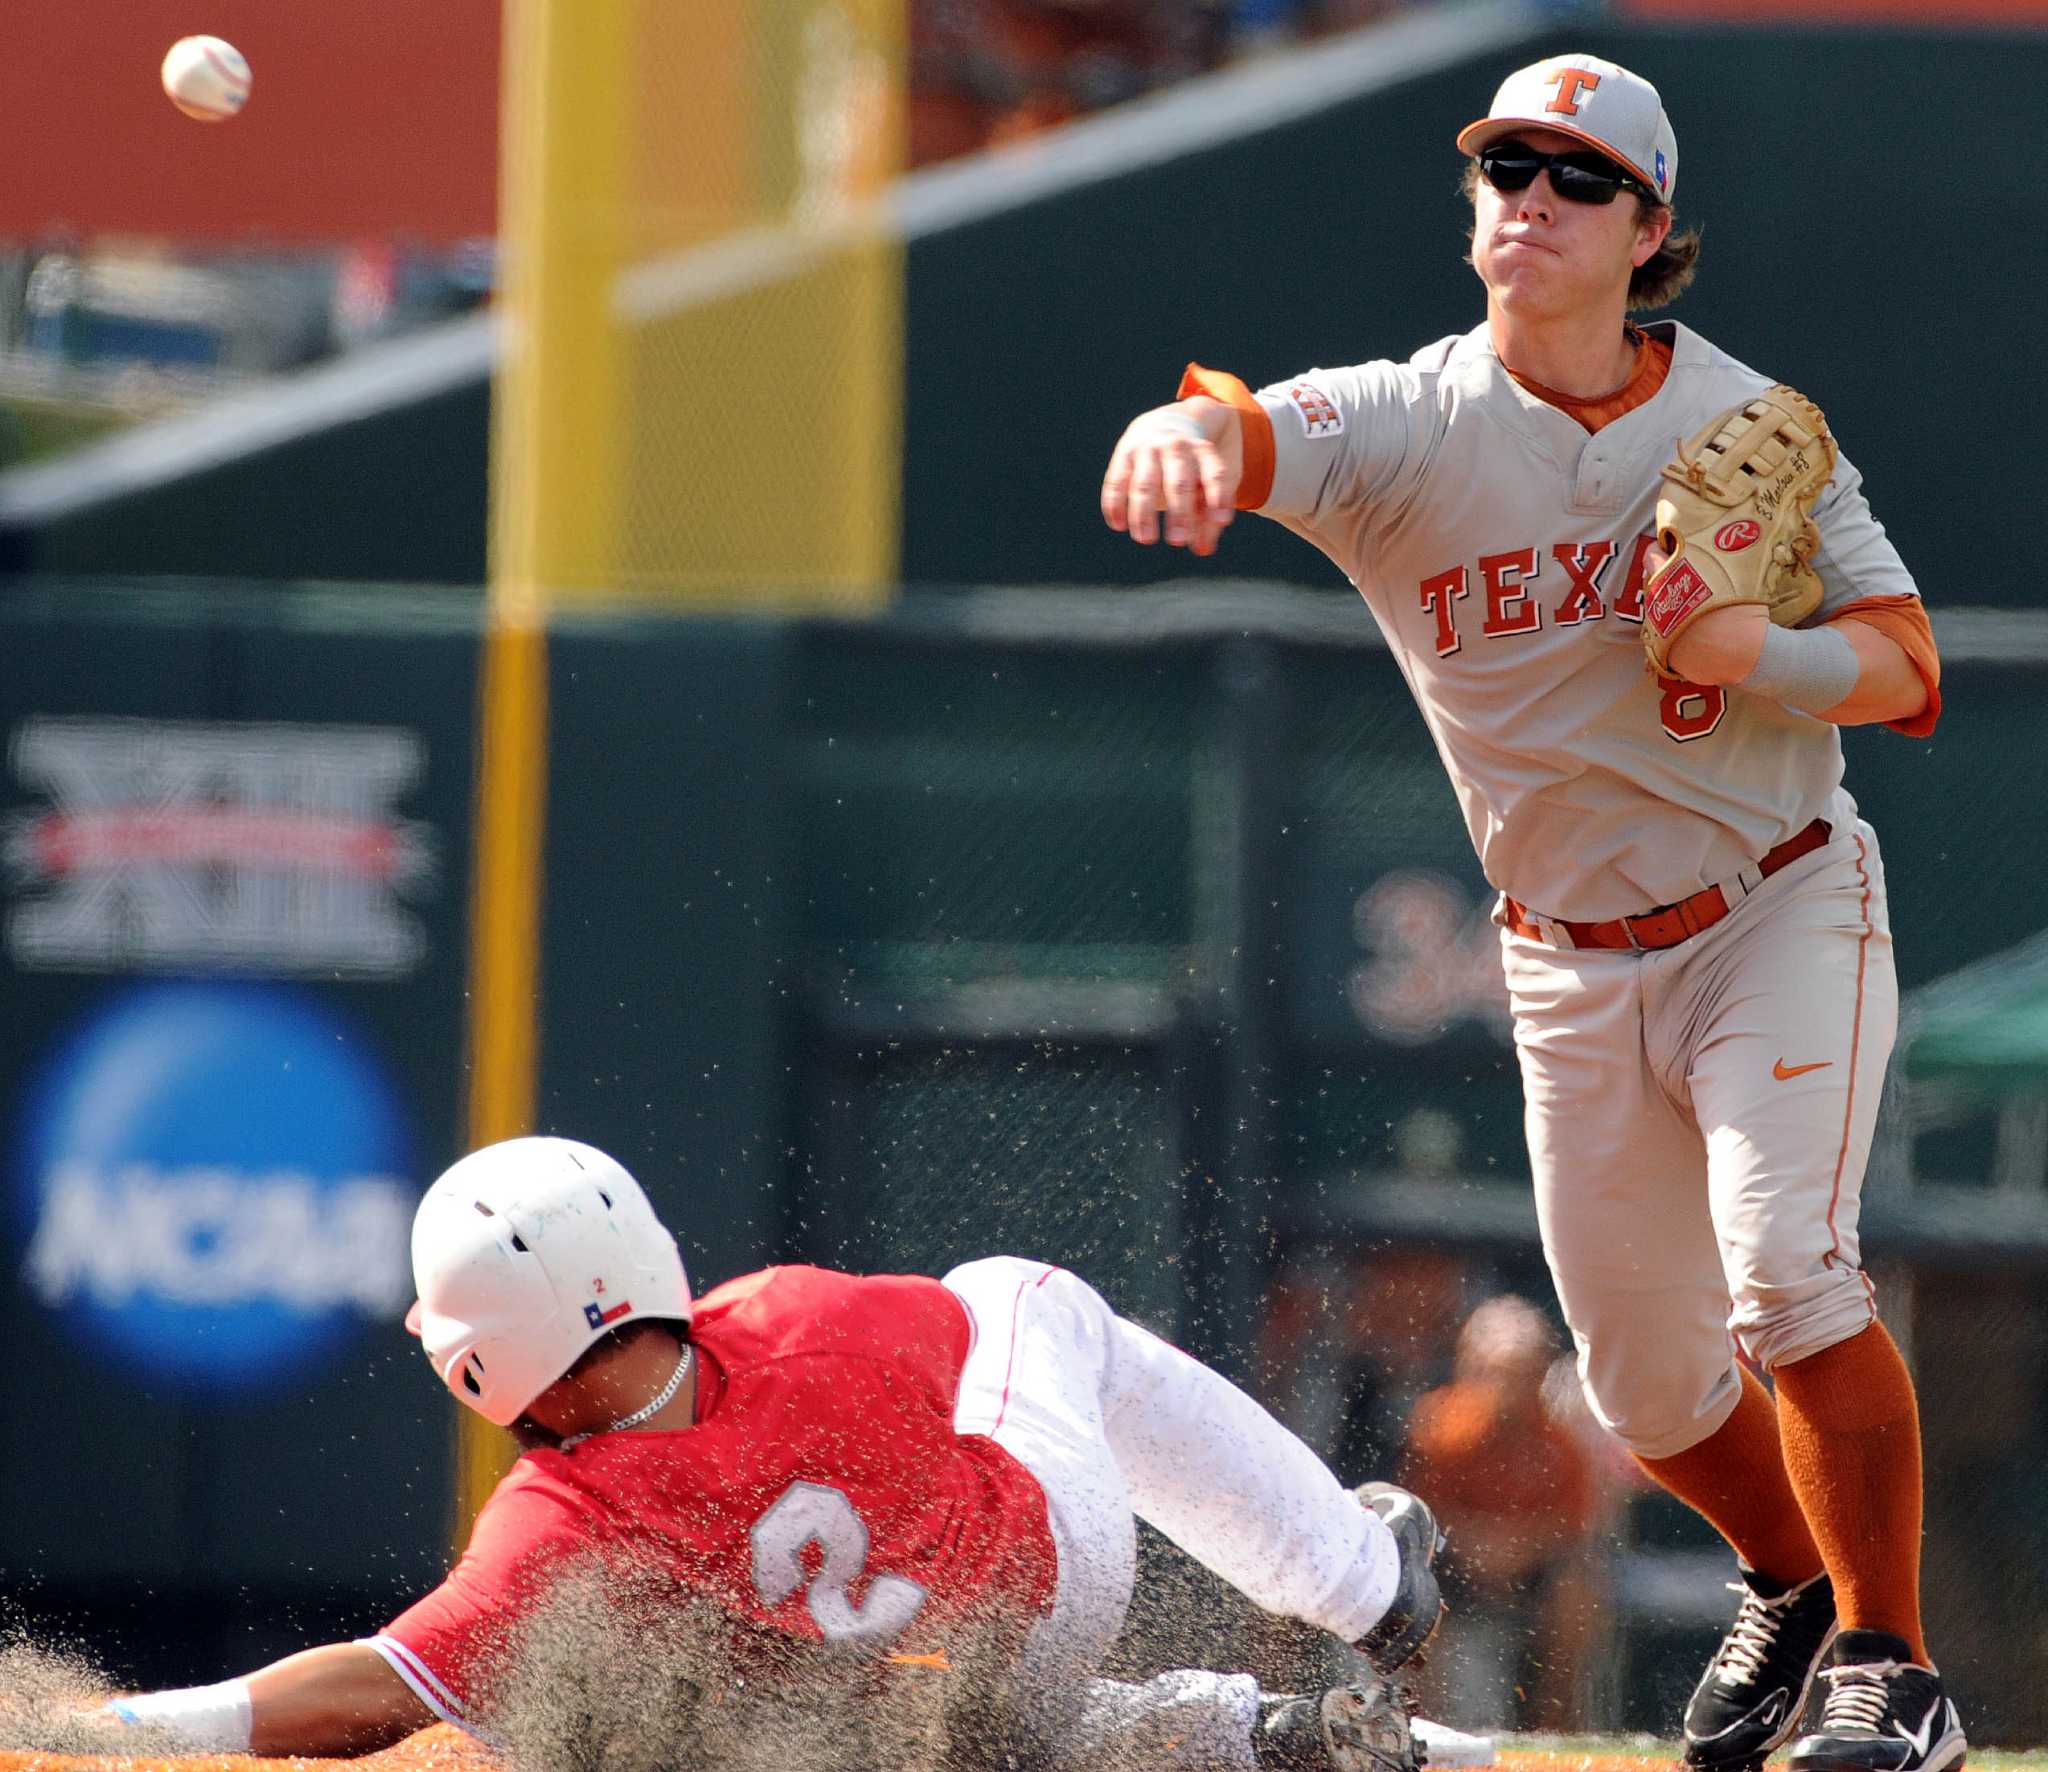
1455;53;1678;204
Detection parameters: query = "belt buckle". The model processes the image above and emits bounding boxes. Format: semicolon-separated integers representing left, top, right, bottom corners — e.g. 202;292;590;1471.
1620;915;1644;951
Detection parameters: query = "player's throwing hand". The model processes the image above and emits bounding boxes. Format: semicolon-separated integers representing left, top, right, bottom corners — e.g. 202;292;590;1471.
1101;399;1242;555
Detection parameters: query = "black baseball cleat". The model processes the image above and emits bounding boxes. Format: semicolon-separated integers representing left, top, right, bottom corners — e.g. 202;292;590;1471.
1683;1566;1838;1771
1350;1482;1447;1675
1254;1677;1421;1772
1784;1631;1967;1772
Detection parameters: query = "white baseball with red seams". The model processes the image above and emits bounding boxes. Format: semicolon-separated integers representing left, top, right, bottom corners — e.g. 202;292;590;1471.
161;35;251;122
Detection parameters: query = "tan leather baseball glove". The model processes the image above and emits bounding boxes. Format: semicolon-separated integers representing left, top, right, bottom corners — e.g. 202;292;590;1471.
1640;384;1838;676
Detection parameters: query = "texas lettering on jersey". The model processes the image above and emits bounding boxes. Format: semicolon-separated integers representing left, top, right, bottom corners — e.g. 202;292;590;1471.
1409;528;1728;741
1418;530;1728;745
1418;532;1656;654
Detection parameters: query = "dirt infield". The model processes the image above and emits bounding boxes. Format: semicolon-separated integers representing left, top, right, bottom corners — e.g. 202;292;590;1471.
0;1721;494;1772
1499;1753;1682;1772
0;1726;1592;1772
1497;1747;2048;1772
2;1731;2042;1772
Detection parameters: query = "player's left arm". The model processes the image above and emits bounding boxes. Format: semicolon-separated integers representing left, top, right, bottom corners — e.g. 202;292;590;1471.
1802;449;1940;731
1808;605;1934;727
1665;447;1940;734
96;1466;581;1757
246;1643;437;1755
97;1641;432;1758
1666;606;1929;726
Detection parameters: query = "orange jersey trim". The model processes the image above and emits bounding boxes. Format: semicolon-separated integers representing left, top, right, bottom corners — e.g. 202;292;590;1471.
1505;330;1674;434
1822;595;1941;737
1177;363;1275;511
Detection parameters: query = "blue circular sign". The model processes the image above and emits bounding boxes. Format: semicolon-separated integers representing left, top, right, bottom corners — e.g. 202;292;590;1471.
13;981;419;1396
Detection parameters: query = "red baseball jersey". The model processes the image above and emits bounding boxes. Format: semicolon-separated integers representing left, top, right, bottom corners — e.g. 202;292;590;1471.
373;1265;1058;1724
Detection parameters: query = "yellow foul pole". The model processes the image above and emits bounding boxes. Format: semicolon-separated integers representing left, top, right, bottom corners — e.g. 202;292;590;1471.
456;0;905;1535
457;0;630;1531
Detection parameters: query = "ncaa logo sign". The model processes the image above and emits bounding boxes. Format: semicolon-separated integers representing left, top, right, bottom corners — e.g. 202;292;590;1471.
13;981;418;1395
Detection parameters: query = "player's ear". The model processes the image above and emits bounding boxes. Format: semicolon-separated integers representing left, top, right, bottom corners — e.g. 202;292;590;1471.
1632;202;1674;267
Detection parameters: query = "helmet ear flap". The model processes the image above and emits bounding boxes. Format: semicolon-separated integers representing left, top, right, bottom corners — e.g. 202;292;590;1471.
460;1352;486;1397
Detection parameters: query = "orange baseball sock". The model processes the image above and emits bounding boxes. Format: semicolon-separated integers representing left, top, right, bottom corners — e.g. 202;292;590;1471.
1636;1364;1824;1587
1772;1320;1928;1665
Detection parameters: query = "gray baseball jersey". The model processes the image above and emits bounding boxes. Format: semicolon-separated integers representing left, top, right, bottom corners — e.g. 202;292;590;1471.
1250;318;1921;921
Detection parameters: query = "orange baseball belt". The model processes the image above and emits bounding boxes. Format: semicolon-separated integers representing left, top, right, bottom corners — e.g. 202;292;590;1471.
1504;817;1831;952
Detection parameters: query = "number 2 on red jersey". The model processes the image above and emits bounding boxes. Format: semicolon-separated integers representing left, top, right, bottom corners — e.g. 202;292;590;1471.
749;1480;928;1644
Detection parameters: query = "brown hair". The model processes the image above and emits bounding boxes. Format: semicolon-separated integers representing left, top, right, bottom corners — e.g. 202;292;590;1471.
1459;159;1701;311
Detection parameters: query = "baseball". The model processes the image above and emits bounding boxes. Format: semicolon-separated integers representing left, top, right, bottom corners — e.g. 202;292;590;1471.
160;35;251;122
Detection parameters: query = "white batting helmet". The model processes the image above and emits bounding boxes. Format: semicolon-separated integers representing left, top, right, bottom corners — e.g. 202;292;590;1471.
405;1136;692;1426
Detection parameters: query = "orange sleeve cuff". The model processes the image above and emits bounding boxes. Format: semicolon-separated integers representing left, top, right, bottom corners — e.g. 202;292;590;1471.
1823;595;1942;737
1176;362;1275;511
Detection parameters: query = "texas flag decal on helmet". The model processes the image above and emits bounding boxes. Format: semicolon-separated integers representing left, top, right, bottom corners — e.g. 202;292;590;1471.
584;1298;634;1330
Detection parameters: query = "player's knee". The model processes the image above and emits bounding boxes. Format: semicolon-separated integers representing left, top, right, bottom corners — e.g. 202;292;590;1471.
1578;1355;1742;1460
1731;1271;1876;1371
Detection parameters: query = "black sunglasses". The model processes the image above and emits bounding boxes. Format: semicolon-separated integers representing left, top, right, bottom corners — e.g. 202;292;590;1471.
1477;143;1651;206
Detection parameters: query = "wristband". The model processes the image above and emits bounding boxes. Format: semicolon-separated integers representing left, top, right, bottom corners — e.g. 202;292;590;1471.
1738;622;1859;716
106;1679;254;1753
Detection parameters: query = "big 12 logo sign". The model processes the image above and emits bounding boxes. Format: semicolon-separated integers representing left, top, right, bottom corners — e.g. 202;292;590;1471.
3;716;435;977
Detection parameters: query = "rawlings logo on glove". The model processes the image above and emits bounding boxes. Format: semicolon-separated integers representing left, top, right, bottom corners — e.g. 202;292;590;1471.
1640;385;1838;676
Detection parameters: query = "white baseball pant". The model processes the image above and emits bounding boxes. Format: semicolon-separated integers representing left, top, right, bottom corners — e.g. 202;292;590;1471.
1505;815;1897;1459
941;1257;1400;1772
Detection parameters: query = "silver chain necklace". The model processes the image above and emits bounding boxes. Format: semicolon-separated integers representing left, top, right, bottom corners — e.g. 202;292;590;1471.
561;1346;693;1451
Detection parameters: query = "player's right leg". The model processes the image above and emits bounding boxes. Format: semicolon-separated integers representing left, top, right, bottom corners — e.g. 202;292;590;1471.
939;1257;1441;1675
1505;930;1748;1463
1504;929;1828;1771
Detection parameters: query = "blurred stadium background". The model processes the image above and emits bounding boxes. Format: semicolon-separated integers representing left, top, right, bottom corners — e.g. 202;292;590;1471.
1;0;2044;1750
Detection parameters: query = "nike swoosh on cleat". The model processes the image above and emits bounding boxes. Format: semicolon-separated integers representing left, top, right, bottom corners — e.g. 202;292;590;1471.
1686;1688;1787;1752
1895;1695;1942;1760
1773;1059;1833;1080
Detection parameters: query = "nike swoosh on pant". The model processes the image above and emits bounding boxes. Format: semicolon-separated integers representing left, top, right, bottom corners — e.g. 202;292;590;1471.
1773;1059;1833;1080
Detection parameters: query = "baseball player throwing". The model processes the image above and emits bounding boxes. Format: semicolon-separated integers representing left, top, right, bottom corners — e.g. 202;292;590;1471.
94;1135;1449;1770
1101;52;1960;1772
